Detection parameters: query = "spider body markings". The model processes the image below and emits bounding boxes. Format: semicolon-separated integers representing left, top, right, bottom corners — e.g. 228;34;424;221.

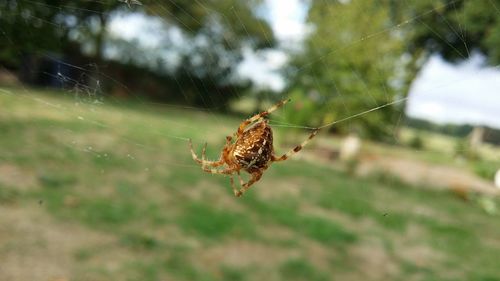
233;120;274;173
189;99;319;197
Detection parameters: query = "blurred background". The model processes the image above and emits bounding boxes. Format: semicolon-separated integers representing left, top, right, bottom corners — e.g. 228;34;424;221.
1;0;500;280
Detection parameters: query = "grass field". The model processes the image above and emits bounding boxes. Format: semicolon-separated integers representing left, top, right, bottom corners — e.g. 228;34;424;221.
397;128;500;181
1;86;500;281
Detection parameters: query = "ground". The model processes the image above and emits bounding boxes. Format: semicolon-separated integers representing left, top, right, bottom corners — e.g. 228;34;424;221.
1;86;500;281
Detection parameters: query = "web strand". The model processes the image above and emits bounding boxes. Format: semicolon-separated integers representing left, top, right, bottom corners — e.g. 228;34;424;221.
1;0;495;170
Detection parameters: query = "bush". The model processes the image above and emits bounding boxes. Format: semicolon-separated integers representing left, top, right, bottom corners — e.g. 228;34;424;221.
408;133;424;149
473;161;498;181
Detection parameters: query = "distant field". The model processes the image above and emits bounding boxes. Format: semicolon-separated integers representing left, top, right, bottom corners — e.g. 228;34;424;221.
1;86;500;281
399;128;500;178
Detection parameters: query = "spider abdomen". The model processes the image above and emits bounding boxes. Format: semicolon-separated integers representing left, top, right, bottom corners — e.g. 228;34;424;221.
233;121;274;172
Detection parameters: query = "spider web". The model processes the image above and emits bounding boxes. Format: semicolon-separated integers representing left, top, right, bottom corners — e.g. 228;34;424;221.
3;1;500;280
1;0;499;169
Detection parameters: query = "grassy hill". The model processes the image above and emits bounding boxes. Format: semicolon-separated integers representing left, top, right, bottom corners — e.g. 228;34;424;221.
1;86;500;281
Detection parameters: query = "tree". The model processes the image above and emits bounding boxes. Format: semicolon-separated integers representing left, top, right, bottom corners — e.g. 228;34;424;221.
400;0;500;65
386;0;500;104
286;0;500;140
0;0;275;108
286;0;405;140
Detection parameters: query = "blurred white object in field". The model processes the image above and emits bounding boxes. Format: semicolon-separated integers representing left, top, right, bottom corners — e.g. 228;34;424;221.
340;134;361;161
494;169;500;189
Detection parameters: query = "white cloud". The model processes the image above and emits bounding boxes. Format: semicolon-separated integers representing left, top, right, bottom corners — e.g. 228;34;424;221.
407;54;500;128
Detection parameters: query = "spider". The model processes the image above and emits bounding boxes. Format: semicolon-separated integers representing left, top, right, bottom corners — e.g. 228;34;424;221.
189;99;319;197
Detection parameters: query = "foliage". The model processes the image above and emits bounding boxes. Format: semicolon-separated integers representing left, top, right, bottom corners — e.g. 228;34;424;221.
408;133;424;149
0;0;274;108
280;90;327;129
0;0;121;64
286;0;406;140
400;0;500;65
287;0;500;140
144;0;273;48
472;161;498;181
406;117;474;138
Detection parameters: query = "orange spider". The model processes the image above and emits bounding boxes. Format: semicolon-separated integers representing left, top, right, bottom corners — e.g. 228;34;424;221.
189;99;319;197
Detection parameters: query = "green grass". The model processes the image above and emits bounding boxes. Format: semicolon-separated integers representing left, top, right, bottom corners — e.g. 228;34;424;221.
178;202;256;239
279;258;328;281
1;86;500;281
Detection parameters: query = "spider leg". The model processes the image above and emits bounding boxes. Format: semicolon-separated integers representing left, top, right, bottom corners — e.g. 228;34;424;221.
188;139;225;167
191;139;238;183
272;128;320;162
235;171;263;197
229;176;239;196
201;142;207;168
237;99;291;136
189;138;203;164
237;171;245;186
202;166;235;175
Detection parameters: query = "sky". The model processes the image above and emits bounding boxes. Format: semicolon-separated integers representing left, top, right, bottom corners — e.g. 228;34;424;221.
407;54;500;128
110;0;500;129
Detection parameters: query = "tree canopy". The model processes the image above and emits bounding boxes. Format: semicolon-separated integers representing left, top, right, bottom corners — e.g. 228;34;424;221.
285;0;406;140
0;0;275;107
401;0;500;65
285;0;499;140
